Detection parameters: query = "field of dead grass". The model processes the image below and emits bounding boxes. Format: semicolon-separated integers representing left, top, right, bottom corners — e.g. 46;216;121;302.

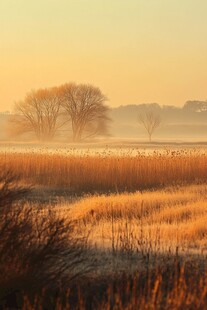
1;148;207;192
21;183;207;309
54;184;207;257
1;147;207;308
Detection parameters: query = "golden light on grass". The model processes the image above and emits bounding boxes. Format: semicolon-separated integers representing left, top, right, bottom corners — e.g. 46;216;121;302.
57;184;207;255
1;149;207;192
1;148;207;308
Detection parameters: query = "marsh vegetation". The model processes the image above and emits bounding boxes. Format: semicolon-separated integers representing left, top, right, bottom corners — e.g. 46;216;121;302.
1;146;207;309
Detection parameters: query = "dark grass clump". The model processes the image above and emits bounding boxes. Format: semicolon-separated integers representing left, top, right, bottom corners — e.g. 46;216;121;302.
0;167;92;309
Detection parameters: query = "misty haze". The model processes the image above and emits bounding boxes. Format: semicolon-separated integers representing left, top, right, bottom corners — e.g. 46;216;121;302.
1;100;207;143
1;1;207;309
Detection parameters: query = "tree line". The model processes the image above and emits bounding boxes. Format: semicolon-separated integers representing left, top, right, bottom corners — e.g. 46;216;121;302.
9;82;163;143
10;83;111;142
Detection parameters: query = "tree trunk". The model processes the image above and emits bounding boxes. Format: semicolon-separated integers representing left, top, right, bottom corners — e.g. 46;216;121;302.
72;125;82;142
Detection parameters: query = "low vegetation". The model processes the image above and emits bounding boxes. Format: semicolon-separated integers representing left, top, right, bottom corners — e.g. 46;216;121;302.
0;149;206;193
0;169;91;308
19;183;207;309
1;147;207;309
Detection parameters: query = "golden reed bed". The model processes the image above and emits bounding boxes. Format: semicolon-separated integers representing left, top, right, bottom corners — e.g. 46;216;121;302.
1;149;207;192
1;149;207;309
66;184;207;255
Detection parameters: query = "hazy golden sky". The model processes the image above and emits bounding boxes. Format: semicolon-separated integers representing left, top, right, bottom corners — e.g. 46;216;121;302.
1;0;207;111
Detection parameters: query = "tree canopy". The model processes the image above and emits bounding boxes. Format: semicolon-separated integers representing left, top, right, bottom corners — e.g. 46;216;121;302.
10;83;111;142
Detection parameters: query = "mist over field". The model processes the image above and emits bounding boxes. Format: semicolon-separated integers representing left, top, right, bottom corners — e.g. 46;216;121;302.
111;102;207;141
1;100;207;142
2;0;207;308
1;99;207;309
1;80;207;310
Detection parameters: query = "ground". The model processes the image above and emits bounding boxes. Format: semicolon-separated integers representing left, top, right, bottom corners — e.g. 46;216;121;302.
1;141;207;309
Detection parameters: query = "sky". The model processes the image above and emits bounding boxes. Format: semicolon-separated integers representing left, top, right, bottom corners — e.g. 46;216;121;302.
1;0;207;111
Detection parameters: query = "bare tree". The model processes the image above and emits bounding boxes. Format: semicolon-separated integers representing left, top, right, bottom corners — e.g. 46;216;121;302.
60;83;111;142
138;110;161;142
10;87;64;141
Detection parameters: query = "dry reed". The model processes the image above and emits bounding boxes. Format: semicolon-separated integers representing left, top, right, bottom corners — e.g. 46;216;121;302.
1;149;207;192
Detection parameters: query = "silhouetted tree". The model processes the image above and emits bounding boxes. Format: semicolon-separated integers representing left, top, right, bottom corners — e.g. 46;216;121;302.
60;83;111;142
10;87;64;141
138;110;161;142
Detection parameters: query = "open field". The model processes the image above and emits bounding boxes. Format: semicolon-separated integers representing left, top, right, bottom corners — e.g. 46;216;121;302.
1;147;207;193
68;184;207;255
1;140;207;154
18;182;207;309
1;146;207;308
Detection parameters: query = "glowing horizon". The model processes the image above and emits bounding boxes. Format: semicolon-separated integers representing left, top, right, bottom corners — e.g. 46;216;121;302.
1;0;207;112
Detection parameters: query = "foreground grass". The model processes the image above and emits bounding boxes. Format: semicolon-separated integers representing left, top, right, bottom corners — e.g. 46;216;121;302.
1;149;207;192
1;149;207;308
21;184;207;309
23;264;207;309
55;184;207;260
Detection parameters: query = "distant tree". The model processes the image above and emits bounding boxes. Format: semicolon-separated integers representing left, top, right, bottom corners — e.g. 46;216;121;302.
60;83;111;142
183;101;207;112
138;110;161;142
10;87;64;141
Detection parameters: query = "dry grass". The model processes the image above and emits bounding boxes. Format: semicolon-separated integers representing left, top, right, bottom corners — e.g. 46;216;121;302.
1;149;207;192
0;169;93;309
56;184;207;256
2;148;207;308
22;265;207;309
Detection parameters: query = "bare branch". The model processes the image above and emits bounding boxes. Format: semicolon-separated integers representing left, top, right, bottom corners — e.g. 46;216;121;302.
138;110;161;142
60;83;111;142
9;87;65;141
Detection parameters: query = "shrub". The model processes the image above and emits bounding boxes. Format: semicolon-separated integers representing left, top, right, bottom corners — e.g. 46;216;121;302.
0;168;91;308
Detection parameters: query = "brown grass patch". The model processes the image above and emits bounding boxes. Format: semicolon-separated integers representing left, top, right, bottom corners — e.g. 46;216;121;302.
1;149;207;192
